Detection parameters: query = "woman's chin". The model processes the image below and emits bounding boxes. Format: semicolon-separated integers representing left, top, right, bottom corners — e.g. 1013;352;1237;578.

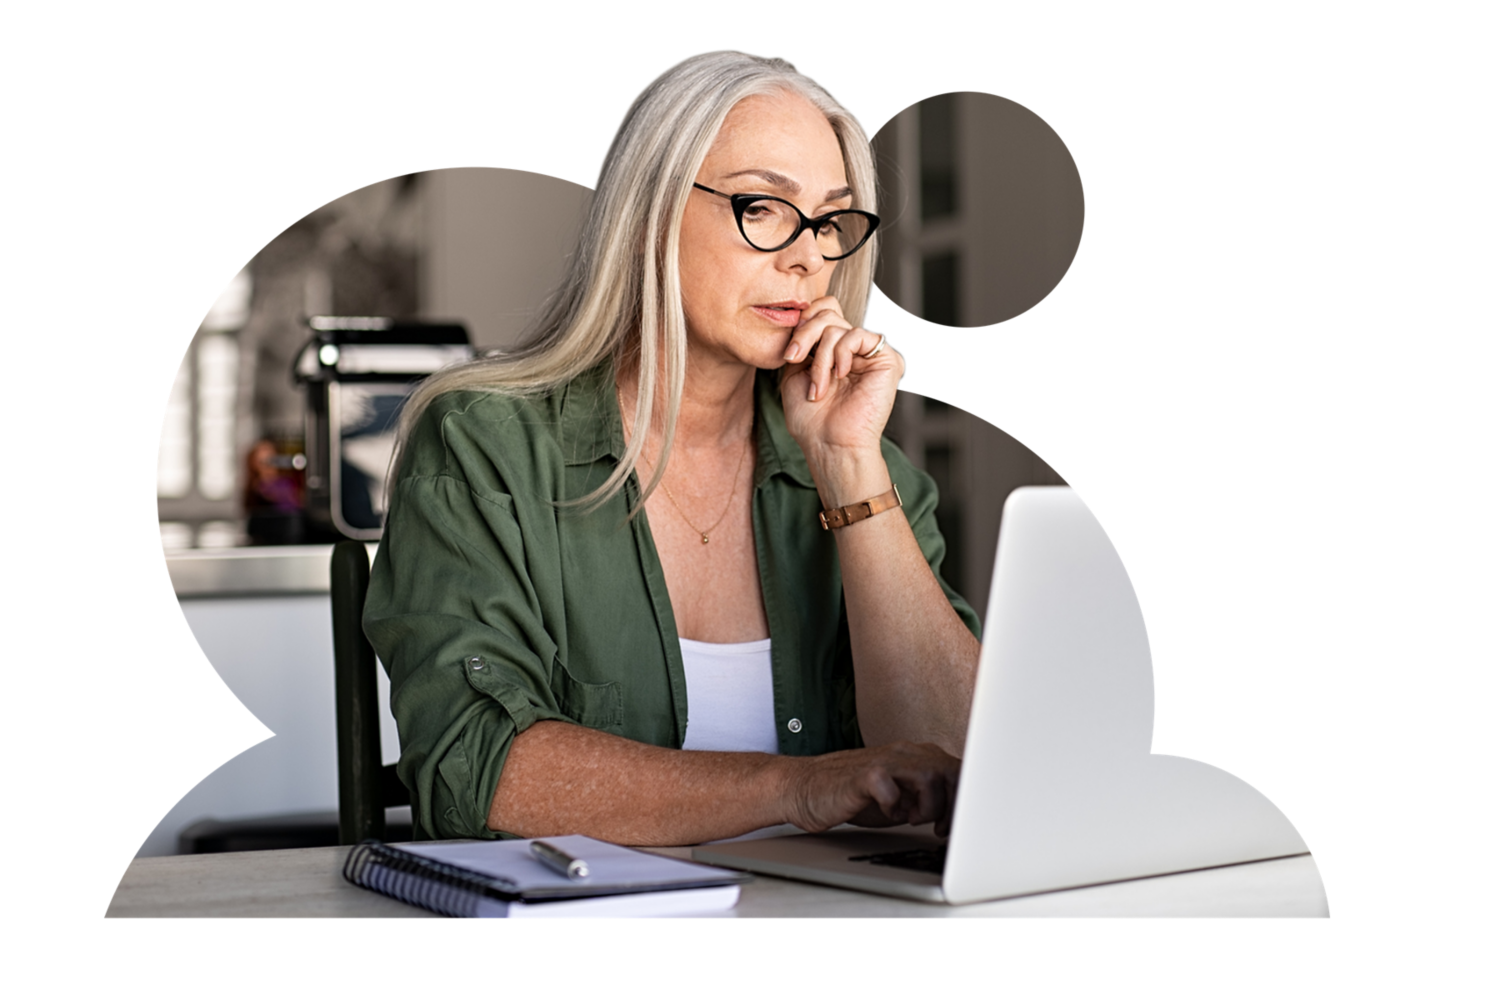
719;341;792;372
754;349;793;371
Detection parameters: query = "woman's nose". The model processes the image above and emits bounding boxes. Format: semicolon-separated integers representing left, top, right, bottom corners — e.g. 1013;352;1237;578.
776;227;827;275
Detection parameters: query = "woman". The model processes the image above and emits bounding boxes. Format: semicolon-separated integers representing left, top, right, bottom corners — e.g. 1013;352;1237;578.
365;52;982;846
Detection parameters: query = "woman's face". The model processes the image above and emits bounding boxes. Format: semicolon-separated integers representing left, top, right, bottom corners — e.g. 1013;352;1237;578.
679;90;852;371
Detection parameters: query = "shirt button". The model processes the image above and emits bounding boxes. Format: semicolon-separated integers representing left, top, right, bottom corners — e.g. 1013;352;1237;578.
786;718;802;734
467;656;487;671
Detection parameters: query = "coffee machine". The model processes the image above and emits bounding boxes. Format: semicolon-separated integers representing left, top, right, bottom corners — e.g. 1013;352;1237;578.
295;316;472;540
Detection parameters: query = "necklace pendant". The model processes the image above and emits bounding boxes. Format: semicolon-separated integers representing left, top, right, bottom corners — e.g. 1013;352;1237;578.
701;534;710;545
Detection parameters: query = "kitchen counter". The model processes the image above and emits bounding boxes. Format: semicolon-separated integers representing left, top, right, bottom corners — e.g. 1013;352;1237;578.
166;543;379;598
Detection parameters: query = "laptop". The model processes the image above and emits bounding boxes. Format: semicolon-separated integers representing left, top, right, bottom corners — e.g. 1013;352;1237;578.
693;487;1308;904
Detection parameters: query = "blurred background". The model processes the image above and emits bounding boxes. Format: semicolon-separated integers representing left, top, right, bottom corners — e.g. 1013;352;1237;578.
872;91;1084;327
152;92;1080;855
157;169;593;551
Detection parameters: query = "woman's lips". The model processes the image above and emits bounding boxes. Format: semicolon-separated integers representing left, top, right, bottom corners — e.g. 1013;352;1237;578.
751;302;808;327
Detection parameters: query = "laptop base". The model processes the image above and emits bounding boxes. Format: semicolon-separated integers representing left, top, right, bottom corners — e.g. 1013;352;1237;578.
693;826;949;903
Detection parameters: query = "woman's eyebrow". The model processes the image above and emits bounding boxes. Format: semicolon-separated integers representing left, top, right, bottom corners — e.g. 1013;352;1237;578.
723;169;853;203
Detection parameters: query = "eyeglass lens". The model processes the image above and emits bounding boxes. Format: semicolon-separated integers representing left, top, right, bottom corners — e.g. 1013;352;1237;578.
740;199;873;258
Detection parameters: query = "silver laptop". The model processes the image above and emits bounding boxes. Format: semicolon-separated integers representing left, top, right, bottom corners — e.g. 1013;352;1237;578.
694;487;1308;904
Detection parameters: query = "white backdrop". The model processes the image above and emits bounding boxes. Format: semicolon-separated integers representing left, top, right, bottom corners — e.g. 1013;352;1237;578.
4;1;1495;994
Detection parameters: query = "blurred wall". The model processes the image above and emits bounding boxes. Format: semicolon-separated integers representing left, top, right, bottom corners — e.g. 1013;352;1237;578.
421;168;592;351
873;92;1085;327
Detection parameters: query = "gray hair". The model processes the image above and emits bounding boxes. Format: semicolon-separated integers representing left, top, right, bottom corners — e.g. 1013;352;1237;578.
393;51;878;511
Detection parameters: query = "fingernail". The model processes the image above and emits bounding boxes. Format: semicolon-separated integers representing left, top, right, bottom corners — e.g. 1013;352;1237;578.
807;383;817;402
785;344;800;362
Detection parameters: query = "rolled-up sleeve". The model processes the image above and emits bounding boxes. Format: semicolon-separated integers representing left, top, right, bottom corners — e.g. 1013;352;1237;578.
364;412;573;841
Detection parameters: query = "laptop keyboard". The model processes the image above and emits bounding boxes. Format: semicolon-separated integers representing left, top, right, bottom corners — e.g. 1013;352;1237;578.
847;846;948;874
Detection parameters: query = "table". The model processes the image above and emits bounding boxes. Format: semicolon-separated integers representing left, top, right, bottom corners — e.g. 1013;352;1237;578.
107;844;1327;917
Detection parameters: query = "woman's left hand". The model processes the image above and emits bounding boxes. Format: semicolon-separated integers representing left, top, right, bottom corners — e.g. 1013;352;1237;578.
780;295;903;460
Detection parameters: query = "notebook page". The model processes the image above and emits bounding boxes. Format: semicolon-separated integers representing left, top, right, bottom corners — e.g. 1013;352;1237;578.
401;834;741;893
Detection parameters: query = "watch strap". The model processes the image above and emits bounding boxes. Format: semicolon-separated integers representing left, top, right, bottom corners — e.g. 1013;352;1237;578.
819;484;903;530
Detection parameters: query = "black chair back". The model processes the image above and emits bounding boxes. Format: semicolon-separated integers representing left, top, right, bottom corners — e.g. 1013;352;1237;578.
331;540;410;844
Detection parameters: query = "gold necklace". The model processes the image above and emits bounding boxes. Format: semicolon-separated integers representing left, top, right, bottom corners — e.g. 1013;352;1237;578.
618;385;751;545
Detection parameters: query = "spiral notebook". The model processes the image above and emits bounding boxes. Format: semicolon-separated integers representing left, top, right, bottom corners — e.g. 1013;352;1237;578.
344;834;750;917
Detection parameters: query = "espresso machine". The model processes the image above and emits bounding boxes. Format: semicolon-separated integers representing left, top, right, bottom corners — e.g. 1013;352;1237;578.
295;316;473;541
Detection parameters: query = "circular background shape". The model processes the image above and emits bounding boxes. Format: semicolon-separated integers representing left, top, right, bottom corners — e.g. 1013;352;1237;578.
872;92;1085;327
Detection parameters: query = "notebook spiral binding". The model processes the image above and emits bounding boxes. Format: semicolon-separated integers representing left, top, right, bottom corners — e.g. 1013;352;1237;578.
343;841;520;917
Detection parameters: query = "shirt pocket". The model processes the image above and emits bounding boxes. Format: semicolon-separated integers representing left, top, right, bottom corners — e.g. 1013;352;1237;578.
549;654;625;732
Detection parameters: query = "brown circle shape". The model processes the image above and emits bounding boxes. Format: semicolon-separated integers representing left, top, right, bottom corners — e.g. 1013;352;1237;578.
872;93;1085;327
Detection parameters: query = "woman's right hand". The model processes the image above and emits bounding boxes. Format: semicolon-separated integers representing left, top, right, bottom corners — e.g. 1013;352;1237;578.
778;742;961;837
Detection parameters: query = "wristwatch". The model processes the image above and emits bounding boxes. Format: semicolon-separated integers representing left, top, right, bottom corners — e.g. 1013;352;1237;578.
818;484;903;530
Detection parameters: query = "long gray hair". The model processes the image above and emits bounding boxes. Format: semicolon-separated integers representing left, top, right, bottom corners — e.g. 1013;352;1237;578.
394;51;878;510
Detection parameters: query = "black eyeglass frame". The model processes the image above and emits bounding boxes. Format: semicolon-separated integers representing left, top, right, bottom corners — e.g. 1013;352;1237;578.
692;183;880;261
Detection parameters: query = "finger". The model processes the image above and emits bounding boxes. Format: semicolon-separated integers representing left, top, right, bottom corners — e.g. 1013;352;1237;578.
899;766;944;828
901;782;924;826
861;768;903;821
832;327;883;381
830;329;857;383
891;770;930;828
809;324;851;401
870;334;912;386
777;364;824;426
777;355;811;395
781;305;843;365
805;294;845;317
809;327;836;401
798;302;858;395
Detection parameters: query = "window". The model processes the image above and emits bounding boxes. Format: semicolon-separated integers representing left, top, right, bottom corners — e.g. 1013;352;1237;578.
157;270;249;548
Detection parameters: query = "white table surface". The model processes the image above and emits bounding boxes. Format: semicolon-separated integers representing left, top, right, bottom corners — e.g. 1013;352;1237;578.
107;842;1327;918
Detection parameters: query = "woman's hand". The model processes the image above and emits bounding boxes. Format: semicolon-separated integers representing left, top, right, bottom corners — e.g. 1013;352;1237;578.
778;742;960;837
780;296;904;461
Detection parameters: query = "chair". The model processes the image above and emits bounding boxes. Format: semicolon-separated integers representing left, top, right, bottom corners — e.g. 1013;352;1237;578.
330;539;411;844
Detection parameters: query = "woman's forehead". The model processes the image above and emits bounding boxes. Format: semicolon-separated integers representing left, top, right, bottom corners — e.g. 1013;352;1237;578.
702;92;848;197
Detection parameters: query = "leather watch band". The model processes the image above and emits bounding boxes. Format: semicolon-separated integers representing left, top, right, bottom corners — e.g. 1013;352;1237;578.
818;484;903;530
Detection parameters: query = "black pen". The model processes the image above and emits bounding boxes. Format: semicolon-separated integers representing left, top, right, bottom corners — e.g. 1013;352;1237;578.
531;840;590;880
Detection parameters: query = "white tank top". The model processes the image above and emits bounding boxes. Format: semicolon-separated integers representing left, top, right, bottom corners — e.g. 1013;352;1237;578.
678;637;779;754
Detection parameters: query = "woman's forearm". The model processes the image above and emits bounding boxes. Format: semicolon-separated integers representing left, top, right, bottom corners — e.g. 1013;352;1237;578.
489;721;792;844
805;445;982;756
487;720;962;846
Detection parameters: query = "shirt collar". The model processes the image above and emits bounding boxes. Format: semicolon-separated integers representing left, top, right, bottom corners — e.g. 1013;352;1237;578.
558;361;622;467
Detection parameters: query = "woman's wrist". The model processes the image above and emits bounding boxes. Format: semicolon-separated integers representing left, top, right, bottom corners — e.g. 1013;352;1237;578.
804;443;891;510
773;754;815;830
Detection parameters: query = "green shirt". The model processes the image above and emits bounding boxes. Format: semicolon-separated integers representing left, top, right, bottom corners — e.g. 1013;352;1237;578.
364;363;980;840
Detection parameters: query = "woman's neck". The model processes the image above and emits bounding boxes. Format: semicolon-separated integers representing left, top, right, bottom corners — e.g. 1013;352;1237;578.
619;345;757;454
